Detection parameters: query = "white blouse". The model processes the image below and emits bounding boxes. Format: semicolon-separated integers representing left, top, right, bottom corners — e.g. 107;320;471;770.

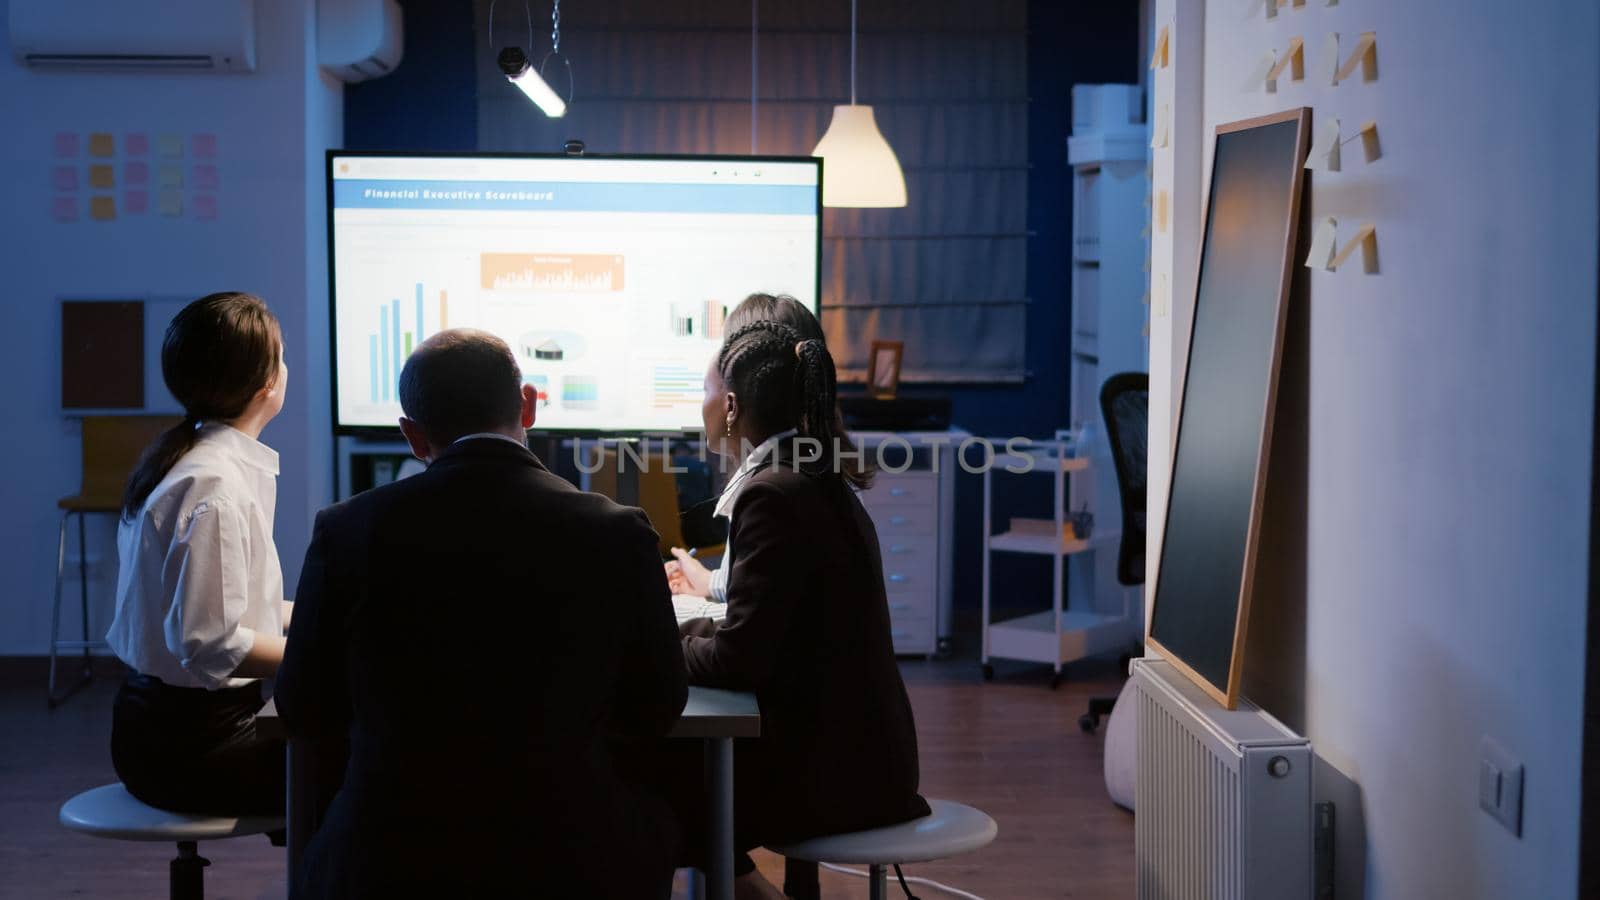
705;428;797;603
106;423;285;690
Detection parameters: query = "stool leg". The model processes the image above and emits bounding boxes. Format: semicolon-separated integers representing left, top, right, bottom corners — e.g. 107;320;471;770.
683;868;705;900
782;858;820;900
867;864;887;900
77;511;92;672
170;841;210;900
48;512;68;706
48;512;95;709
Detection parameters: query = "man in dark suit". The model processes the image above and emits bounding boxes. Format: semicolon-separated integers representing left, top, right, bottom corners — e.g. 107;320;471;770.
278;329;687;899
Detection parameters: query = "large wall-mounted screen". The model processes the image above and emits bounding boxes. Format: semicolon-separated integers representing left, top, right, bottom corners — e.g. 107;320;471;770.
328;153;821;433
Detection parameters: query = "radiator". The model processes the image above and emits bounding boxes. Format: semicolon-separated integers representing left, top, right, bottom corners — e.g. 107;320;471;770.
1132;658;1313;900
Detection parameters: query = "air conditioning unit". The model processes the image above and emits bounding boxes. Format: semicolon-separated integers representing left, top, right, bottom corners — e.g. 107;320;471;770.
9;0;257;72
317;0;403;83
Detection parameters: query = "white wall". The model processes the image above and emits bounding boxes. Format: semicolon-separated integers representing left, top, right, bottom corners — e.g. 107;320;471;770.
1156;1;1596;896
0;1;342;654
1146;0;1205;624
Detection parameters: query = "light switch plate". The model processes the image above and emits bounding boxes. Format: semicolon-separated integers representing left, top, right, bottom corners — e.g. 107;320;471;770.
1479;736;1523;837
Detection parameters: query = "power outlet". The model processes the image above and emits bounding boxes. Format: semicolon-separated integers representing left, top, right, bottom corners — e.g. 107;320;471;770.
1478;736;1523;837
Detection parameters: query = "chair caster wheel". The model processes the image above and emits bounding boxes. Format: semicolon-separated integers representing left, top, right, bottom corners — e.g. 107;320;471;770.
981;664;995;681
1079;713;1098;734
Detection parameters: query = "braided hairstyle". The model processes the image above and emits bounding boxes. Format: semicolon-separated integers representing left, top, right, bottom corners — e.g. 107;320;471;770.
717;320;872;489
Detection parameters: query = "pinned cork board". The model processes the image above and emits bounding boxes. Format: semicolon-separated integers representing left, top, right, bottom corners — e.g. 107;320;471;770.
61;300;145;410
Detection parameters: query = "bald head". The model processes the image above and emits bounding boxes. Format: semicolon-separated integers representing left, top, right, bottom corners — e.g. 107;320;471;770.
399;328;527;445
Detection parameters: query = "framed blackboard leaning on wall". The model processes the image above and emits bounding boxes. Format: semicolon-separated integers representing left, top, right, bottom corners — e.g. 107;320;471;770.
1146;108;1311;710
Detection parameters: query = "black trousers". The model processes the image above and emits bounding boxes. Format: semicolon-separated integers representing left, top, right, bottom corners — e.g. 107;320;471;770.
110;672;285;817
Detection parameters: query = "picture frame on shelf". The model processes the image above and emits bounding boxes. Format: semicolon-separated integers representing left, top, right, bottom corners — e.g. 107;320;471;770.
868;340;903;399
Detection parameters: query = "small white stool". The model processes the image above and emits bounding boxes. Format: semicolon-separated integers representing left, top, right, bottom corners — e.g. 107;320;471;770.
772;799;998;900
59;783;283;900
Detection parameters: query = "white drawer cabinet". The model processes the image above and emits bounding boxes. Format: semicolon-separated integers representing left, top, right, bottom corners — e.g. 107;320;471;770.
853;432;966;656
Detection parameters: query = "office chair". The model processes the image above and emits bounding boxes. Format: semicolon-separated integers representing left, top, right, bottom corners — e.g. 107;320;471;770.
49;415;181;707
586;445;726;560
1080;373;1147;734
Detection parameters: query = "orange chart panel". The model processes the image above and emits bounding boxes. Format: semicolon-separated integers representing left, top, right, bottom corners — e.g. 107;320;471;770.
480;253;626;292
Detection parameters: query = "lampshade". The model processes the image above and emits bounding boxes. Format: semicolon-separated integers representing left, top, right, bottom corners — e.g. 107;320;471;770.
812;105;907;208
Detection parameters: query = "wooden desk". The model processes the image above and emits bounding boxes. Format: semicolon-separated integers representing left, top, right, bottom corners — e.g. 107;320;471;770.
256;686;759;900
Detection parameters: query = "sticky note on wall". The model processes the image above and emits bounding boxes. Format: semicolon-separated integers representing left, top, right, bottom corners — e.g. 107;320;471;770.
1151;103;1171;149
192;165;219;192
1358;121;1382;163
89;165;115;189
52;196;78;221
158;191;182;217
158;166;184;189
88;133;115;157
125;190;149;215
1243;49;1278;92
1305;217;1337;269
1335;32;1378;84
158;134;183;158
125;133;150;156
125;161;150;185
1331;224;1378;273
90;196;116;221
1151;25;1170;69
1306;119;1341;171
1266;37;1305;83
52;166;78;191
1320;33;1340;85
53;133;79;158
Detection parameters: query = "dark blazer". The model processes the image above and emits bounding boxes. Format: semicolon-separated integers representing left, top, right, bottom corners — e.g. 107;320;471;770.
278;438;688;900
681;450;930;845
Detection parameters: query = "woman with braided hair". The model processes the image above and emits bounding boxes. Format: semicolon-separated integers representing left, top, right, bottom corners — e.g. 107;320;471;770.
651;315;929;899
666;292;832;600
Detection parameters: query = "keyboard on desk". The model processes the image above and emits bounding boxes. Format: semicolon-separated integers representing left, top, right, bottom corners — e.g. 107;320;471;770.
672;595;728;626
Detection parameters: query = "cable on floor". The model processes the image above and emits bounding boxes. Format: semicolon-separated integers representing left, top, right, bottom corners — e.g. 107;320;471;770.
818;862;987;900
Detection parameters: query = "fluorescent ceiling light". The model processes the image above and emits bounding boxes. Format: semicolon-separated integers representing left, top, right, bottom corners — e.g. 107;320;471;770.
497;47;566;118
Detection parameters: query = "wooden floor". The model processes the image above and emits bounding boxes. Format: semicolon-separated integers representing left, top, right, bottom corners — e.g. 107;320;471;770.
0;656;1134;899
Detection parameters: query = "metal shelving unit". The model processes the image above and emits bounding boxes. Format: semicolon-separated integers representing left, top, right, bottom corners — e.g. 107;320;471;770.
979;441;1132;687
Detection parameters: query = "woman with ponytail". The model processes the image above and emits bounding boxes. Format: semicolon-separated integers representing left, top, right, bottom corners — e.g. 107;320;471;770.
648;314;929;900
105;292;292;816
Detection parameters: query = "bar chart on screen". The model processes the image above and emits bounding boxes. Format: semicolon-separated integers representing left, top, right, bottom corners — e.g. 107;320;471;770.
480;253;626;292
668;299;729;339
651;362;702;410
364;280;456;404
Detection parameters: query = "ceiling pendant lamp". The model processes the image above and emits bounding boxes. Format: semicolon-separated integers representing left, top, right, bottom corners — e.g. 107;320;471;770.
812;0;907;208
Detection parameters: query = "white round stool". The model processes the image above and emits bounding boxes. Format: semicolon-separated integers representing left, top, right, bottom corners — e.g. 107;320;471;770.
59;783;283;900
772;799;998;900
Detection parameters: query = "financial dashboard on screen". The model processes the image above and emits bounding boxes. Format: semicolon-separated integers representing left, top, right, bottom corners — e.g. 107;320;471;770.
328;153;821;433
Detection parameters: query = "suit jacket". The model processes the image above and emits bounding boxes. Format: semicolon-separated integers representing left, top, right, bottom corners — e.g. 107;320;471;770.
682;450;930;844
278;438;687;899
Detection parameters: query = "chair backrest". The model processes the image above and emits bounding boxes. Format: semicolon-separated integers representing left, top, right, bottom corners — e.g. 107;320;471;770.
584;447;688;555
78;416;184;508
1099;373;1149;586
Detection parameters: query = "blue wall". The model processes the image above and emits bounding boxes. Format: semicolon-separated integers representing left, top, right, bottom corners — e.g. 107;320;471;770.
342;0;1140;624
